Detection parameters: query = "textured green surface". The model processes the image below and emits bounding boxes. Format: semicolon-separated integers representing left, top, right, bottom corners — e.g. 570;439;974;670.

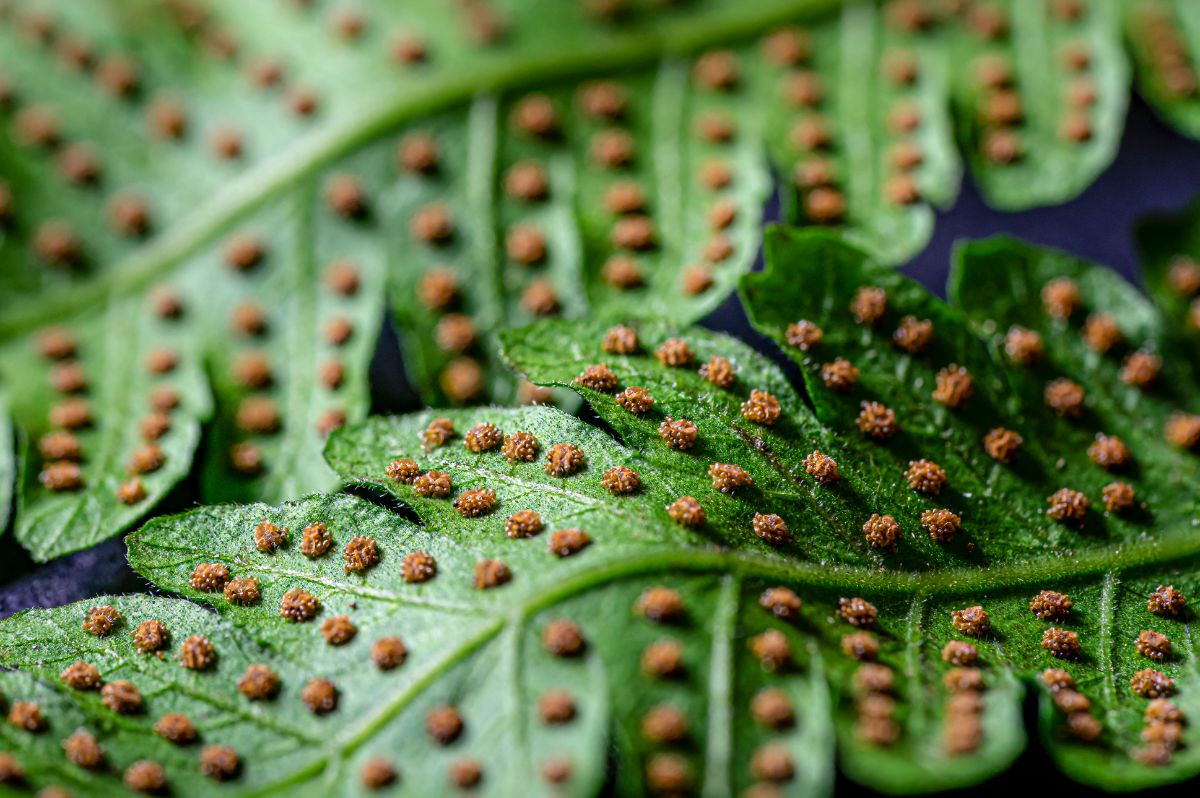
1124;0;1200;138
1134;197;1200;380
3;296;212;561
948;0;1128;210
744;230;1198;566
0;231;1198;793
0;0;832;557
742;229;1200;789
1;0;1197;558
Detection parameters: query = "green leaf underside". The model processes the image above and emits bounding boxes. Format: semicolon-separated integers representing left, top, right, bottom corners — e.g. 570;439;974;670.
3;296;211;561
0;0;833;556
0;0;1194;555
1134;197;1200;382
2;0;1200;554
480;228;1194;788
741;229;1200;788
949;0;1128;210
0;229;1197;793
0;0;1144;332
0;182;383;560
189;185;385;507
1124;0;1200;138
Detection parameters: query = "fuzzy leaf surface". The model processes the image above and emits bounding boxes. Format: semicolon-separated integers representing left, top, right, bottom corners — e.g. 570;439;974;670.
1134;197;1200;381
1123;0;1200;139
739;228;1200;789
0;229;1199;793
0;0;1195;556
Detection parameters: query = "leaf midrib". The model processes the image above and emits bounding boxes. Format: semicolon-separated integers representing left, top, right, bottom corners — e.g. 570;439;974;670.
141;516;1200;617
0;0;842;340
701;574;738;798
515;532;1200;600
1096;571;1125;751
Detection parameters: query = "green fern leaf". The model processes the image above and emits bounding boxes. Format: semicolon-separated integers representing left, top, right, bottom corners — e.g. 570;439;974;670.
1134;197;1200;381
1124;0;1200;138
0;0;1196;559
0;230;1198;793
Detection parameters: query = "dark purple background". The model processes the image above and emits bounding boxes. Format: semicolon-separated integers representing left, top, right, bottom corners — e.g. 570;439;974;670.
2;95;1198;795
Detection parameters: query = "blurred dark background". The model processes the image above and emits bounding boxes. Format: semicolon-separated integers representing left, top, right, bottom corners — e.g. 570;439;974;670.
2;94;1199;795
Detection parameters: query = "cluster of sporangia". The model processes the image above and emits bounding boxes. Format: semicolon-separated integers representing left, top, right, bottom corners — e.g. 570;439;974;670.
835;597;959;755
4;0;184;495
768;14;924;222
2;0;375;485
832;586;1188;762
1;511;450;792
27;227;363;495
1030;584;1190;765
468;254;1180;771
387;332;978;765
1129;2;1200;101
817;583;1176;764
3;601;257;793
1166;255;1200;336
931;583;1189;765
575;325;796;540
781;273;1197;761
786;271;1200;549
785;291;965;549
400;125;489;405
378;388;832;791
0;0;534;266
385;412;829;792
603;584;821;793
782;0;1103;210
4;0;1200;789
0;0;521;252
0;0;328;266
0;0;1119;280
387;414;595;573
402;323;1135;770
376;377;1188;767
1035;273;1200;460
960;0;1099;164
1;4;155;265
388;413;908;790
0;0;529;420
392;0;1124;406
840;595;999;757
217;221;361;475
403;50;752;401
0;507;435;793
33;319;181;506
